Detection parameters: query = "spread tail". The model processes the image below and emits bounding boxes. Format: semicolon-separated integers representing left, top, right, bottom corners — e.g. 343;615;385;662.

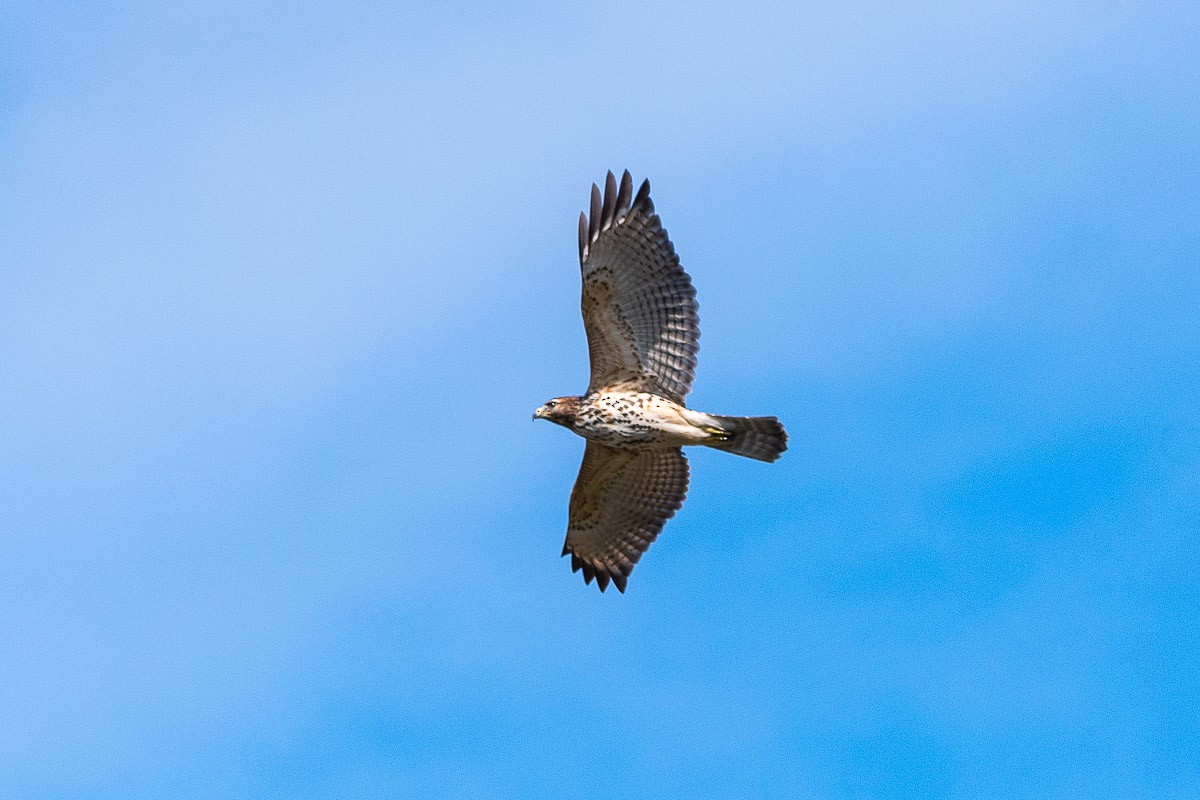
704;414;788;462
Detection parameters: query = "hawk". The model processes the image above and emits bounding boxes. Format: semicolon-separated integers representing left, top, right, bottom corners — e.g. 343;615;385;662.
534;170;787;592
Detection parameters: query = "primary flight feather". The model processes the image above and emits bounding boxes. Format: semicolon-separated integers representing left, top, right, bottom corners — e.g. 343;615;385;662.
534;171;787;592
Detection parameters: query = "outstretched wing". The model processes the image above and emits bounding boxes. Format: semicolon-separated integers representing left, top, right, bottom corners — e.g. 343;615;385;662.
563;443;689;593
578;171;700;403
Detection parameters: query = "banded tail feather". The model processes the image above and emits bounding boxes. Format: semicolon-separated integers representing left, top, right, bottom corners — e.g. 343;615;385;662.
706;415;788;462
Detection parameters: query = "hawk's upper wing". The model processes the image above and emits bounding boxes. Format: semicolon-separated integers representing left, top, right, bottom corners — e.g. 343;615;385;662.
578;171;699;403
562;442;689;593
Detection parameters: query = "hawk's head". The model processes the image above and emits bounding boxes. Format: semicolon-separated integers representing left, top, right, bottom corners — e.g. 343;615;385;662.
533;396;582;427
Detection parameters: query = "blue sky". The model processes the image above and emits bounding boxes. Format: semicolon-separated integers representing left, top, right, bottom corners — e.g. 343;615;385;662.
2;2;1198;797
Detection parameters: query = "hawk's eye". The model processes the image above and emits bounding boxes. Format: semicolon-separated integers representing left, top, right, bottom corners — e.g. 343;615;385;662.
547;400;556;408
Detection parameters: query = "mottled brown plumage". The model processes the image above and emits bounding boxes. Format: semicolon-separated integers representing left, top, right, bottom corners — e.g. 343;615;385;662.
564;444;688;593
535;171;787;593
578;171;699;404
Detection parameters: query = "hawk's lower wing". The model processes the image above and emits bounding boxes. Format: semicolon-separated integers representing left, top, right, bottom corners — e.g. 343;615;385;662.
563;443;689;593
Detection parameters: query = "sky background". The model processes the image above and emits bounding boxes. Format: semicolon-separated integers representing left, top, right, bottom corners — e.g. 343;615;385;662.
2;2;1198;798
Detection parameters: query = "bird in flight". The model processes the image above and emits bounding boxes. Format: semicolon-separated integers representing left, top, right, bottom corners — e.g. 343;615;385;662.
534;170;787;592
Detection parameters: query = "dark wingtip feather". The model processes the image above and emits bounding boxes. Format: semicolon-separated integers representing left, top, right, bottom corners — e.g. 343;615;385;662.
581;561;596;584
601;171;617;231
595;568;611;592
615;170;633;216
611;572;628;593
588;184;602;242
631;178;653;214
570;553;583;572
577;212;588;262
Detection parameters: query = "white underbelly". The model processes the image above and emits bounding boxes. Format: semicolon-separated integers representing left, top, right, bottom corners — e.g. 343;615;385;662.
573;392;711;447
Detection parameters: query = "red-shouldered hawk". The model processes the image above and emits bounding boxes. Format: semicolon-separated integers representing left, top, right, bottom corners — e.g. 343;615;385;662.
534;171;787;592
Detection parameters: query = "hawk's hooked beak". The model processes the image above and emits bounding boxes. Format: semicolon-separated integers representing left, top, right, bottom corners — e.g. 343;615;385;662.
533;405;549;420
